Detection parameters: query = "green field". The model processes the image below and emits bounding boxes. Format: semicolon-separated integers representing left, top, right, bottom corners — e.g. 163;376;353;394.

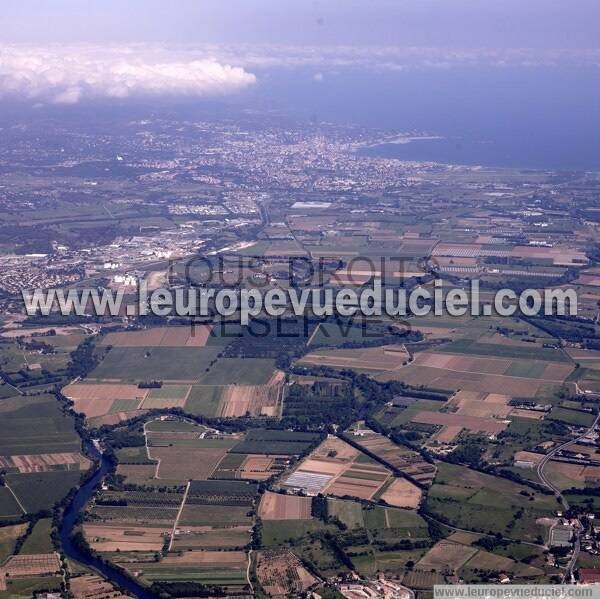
7;471;83;513
309;321;396;347
493;417;568;462
185;385;224;416
147;385;191;400
19;518;54;554
0;576;62;599
197;358;276;385
261;519;325;545
0;523;26;563
505;362;548;378
146;419;208;433
294;535;351;578
0;394;86;516
438;338;569;362
91;347;221;381
179;505;251;527
137;565;247;587
230;429;320;455
0;488;23;520
116;446;155;465
363;505;428;536
548;407;596;427
425;463;557;542
387;398;445;426
0;395;82;456
109;399;141;413
353;548;428;577
328;498;364;528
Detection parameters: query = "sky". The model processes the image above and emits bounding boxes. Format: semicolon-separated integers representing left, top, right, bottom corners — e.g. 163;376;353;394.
2;0;599;48
0;1;599;107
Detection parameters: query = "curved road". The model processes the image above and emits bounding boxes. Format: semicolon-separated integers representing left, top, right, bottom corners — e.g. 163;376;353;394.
536;413;600;582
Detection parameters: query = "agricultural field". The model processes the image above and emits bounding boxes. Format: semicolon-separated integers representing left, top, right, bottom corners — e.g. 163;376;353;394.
377;346;572;396
0;524;27;564
115;419;320;487
87;488;184;527
0;552;61;579
84;522;170;553
548;407;596;428
69;325;282;424
18;519;54;555
145;419;240;481
258;492;313;520
70;574;131;599
117;550;250;592
346;424;436;486
102;325;215;348
281;436;393;500
543;461;600;490
216;372;285;418
339;315;573;402
0;394;89;518
425;463;558;542
380;478;423;509
86;419;259;586
415;535;545;581
375;397;449;429
269;496;434;580
298;344;410;374
230;429;321;456
89;346;222;382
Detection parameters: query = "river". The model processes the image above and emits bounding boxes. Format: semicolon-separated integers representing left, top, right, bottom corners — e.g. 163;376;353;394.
59;443;156;599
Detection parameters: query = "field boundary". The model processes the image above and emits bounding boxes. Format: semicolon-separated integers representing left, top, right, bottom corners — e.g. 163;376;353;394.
169;480;190;551
5;482;26;514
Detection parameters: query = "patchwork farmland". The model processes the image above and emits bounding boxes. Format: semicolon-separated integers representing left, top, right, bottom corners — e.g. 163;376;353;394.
347;424;437;486
281;436;393;500
65;325;285;425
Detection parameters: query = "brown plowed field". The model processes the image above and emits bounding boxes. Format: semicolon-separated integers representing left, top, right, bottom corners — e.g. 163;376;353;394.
103;325;212;347
0;452;90;473
380;478;423;508
149;447;227;480
300;345;409;372
218;371;285;417
2;553;61;577
83;524;169;552
412;411;508;434
258;491;312;520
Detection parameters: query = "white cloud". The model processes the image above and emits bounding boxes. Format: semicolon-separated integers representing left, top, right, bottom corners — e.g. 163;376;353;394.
0;45;257;104
1;43;597;106
201;44;600;72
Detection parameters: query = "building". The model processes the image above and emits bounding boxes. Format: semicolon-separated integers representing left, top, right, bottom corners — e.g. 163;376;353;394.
550;524;573;547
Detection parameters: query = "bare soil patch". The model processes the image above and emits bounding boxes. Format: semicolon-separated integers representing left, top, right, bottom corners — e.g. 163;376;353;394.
380;478;422;508
258;492;313;520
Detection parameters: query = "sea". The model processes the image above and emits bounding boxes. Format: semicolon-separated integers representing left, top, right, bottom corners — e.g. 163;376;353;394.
246;66;600;171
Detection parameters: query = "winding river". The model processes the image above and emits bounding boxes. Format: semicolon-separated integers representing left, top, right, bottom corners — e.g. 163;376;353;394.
59;443;155;599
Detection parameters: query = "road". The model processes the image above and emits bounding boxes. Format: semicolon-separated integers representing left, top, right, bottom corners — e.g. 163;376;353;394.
536;413;600;582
